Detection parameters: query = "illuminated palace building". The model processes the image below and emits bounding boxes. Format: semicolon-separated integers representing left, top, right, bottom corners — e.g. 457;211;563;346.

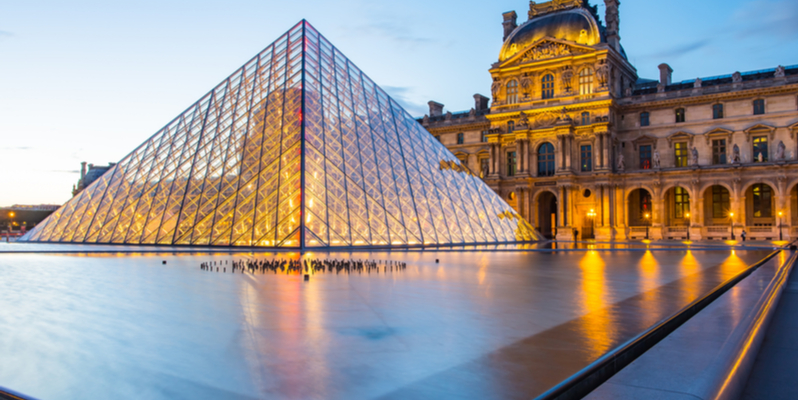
421;0;798;241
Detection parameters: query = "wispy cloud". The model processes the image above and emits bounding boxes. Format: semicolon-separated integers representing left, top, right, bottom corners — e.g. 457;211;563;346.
642;39;712;61
48;170;80;174
1;146;33;151
338;20;435;48
0;31;12;41
382;85;428;117
731;0;798;40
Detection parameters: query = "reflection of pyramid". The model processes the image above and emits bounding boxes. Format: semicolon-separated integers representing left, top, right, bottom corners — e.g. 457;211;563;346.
21;21;540;248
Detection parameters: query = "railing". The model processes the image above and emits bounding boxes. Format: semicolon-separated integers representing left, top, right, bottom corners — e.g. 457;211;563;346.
667;226;687;232
629;227;648;233
747;227;773;233
706;227;729;233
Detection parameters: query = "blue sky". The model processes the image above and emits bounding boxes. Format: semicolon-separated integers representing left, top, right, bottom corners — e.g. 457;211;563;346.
0;0;796;206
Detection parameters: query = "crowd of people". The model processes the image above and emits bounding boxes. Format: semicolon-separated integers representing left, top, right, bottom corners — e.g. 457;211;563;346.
199;257;407;275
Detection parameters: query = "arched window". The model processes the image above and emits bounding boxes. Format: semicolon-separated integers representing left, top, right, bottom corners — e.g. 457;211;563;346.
579;68;593;95
507;121;515;133
506;80;518;104
581;112;590;125
457;132;464;144
537;142;555;177
542;74;554;99
711;186;730;218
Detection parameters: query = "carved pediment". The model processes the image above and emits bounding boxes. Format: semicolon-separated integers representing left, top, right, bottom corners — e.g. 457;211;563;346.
501;38;594;67
632;134;658;149
667;131;695;146
703;127;733;145
743;123;776;140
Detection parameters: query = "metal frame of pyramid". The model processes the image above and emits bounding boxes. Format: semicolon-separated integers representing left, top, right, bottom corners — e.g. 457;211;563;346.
20;21;540;249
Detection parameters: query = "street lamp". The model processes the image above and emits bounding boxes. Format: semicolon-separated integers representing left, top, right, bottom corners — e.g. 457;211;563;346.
729;212;735;240
685;212;690;241
644;213;650;240
778;211;783;241
6;211;13;243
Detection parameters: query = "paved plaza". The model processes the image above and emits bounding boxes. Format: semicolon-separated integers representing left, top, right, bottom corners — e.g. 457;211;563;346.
0;243;778;399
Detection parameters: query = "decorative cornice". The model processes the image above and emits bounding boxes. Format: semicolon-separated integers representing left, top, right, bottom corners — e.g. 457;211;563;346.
618;83;797;112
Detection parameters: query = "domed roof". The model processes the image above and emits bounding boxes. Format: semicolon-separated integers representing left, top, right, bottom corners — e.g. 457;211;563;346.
499;7;602;62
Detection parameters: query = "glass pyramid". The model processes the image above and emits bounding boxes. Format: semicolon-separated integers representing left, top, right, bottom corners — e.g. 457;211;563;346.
20;21;540;248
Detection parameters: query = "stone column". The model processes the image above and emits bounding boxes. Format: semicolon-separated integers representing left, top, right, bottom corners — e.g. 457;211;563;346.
516;140;523;174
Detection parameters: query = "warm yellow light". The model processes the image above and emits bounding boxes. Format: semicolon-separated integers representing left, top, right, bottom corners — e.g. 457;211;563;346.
685;213;690;219
644;213;650;219
729;212;734;217
778;211;783;216
642;239;652;244
8;212;14;218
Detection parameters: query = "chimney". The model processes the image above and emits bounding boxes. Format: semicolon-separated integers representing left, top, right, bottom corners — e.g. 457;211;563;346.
502;11;517;41
658;63;673;86
473;94;490;112
428;101;444;117
604;0;620;52
80;161;87;182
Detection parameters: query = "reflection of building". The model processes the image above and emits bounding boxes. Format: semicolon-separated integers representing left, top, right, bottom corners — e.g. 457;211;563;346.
421;0;798;241
73;162;116;197
0;205;60;232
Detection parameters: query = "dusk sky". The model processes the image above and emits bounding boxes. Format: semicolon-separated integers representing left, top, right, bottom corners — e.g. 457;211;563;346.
0;0;796;206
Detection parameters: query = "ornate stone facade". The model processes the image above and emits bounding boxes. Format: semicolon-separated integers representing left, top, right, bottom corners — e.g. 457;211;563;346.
419;0;798;241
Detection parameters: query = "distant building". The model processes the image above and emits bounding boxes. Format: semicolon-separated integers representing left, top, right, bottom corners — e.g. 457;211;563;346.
419;0;798;241
73;162;116;197
0;204;60;232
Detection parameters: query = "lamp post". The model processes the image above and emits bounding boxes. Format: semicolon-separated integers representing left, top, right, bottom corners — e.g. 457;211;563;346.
729;212;735;240
644;213;650;240
685;212;690;241
778;211;783;241
6;211;13;243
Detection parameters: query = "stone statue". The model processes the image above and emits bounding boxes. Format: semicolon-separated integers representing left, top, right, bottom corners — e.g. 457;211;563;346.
732;144;741;163
694;78;702;88
469;108;476;117
616;152;625;172
520;75;533;97
775;65;785;78
516;112;529;129
422;115;429;125
776;140;786;160
732;71;742;83
491;80;501;102
653;149;661;168
596;62;609;88
558;107;572;123
691;147;699;165
757;152;763;163
625;86;633;97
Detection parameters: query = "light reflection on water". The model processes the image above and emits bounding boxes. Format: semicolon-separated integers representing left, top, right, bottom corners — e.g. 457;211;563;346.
0;249;772;400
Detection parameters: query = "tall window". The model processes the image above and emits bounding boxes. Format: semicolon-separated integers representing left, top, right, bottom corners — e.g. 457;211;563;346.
507;151;517;176
580;145;592;172
711;139;726;165
480;158;489;179
581;112;590;125
712;186;730;218
674;142;688;167
542;74;554;99
506;80;518;104
507;121;515;133
481;130;489;142
537;142;555;177
674;187;690;219
640;191;652;216
753;136;768;162
579;68;593;95
675;108;685;123
753;99;765;115
640;112;650;127
457;132;464;144
712;104;724;119
639;145;652;169
753;184;772;217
